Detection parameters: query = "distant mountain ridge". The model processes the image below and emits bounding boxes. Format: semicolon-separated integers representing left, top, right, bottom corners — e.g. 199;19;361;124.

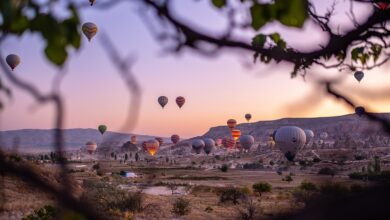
0;128;168;152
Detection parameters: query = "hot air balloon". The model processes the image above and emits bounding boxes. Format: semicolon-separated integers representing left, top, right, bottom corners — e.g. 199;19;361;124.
85;141;97;154
155;137;164;146
89;0;95;6
98;125;107;135
239;135;254;151
215;138;222;147
82;22;98;42
373;1;390;10
6;54;20;70
176;96;185;108
142;140;159;156
245;113;252;122
158;96;168;108
304;129;314;144
222;137;235;149
274;126;306;162
192;139;205;154
355;106;365;117
320;132;328;140
203;138;215;155
171;134;180;144
231;129;241;141
131;135;137;145
354;71;364;82
227;119;237;130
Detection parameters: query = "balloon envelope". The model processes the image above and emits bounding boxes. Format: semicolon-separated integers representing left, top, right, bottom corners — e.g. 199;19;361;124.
304;129;314;144
192;139;205;154
354;71;364;82
155;137;164;146
176;96;185;108
239;135;254;150
85;141;97;154
355;106;365;117
142;140;159;156
158;96;168;108
98;125;107;135
245;113;252;122
373;2;390;10
171;134;180;144
227;119;237;130
222;138;235;149
6;54;20;70
82;22;98;41
231;129;241;141
203;138;215;155
275;126;306;161
215;138;222;147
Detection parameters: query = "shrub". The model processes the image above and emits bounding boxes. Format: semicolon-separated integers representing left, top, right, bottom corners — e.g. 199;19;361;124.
221;164;229;172
283;175;293;183
205;206;213;213
354;155;365;160
171;197;190;216
243;163;263;169
219;187;246;205
318;167;336;176
299;181;317;191
313;157;321;163
237;199;257;220
92;163;100;170
269;161;275;166
22;205;57;220
252;182;271;196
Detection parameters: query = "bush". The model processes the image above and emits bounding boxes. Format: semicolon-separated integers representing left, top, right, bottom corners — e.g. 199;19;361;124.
283;175;293;182
171;198;190;216
252;182;271;196
299;181;317;191
22;205;57;220
219;187;246;205
205;206;213;213
349;171;390;183
313;157;321;163
269;161;275;166
221;164;229;172
354;155;365;160
318;167;336;176
243;163;263;169
237;199;257;220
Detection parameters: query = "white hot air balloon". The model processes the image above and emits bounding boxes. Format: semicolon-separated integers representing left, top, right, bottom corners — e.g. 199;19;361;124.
239;135;254;151
192;139;205;154
82;22;98;42
85;141;97;154
304;129;314;144
6;54;20;70
275;126;306;161
203;138;215;155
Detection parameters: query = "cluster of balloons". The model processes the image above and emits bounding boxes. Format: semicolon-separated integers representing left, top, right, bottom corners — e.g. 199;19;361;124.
158;96;186;109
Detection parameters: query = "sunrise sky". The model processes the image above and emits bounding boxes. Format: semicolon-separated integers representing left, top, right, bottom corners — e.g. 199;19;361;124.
1;0;390;138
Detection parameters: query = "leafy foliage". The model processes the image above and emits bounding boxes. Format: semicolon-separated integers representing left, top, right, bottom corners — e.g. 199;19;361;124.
252;182;271;196
171;197;191;216
218;187;246;205
22;205;57;220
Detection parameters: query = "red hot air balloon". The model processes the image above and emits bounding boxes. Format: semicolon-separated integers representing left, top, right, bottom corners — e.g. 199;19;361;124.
176;96;185;108
171;134;180;144
373;1;390;10
245;113;252;122
155;137;164;146
231;129;241;141
222;137;235;149
227;119;237;130
142;140;159;156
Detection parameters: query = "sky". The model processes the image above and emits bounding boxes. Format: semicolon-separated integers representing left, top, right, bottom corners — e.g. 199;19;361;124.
1;0;390;138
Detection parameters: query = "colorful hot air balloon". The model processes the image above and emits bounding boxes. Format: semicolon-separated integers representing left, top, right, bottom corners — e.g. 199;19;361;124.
6;54;20;70
82;22;98;42
171;134;180;144
373;1;390;10
227;119;237;130
355;106;365;117
215;138;222;147
231;129;241;141
89;0;95;6
131;135;137;145
222;137;235;149
176;96;185;108
203;138;215;155
85;141;97;154
275;126;306;162
239;135;254;151
98;125;107;135
155;137;164;146
142;140;159;156
158;96;168;108
304;129;314;144
192;139;205;154
245;113;252;122
354;71;364;82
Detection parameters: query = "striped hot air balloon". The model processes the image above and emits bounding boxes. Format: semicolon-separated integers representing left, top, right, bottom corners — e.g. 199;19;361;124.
82;22;98;41
142;140;159;156
85;141;97;154
231;129;241;141
155;137;164;146
158;96;168;108
222;138;235;149
6;54;20;70
176;96;185;108
373;1;390;10
131;135;137;145
227;119;237;130
171;134;180;144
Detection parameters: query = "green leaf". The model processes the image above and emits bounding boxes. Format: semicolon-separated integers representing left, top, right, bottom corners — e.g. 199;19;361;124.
252;34;267;48
275;0;308;28
44;44;67;66
211;0;226;8
351;47;364;61
250;4;273;30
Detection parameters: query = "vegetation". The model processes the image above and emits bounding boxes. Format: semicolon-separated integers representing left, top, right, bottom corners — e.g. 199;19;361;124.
252;182;272;196
299;181;317;191
220;164;229;172
318;167;336;176
282;174;293;182
218;187;247;205
22;205;57;220
349;170;390;183
167;175;228;181
171;197;191;216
